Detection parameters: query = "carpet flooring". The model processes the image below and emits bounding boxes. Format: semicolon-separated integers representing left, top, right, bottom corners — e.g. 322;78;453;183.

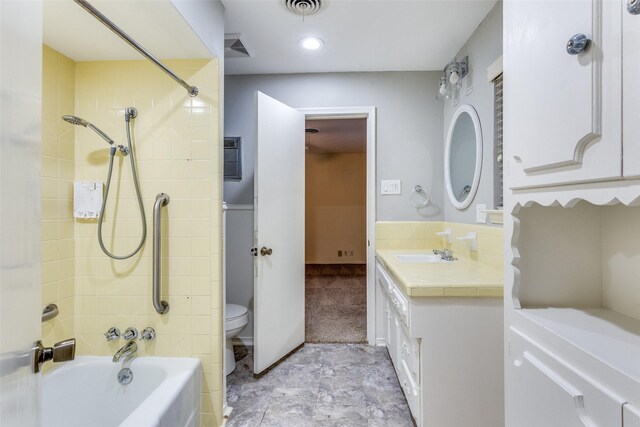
226;344;415;427
305;264;367;344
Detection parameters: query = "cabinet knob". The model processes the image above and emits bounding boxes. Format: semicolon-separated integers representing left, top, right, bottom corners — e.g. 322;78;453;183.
629;0;640;15
566;33;590;55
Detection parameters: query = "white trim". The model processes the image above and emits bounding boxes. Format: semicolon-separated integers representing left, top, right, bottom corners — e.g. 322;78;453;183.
486;55;503;82
298;106;377;346
232;336;254;346
375;338;386;347
445;104;483;210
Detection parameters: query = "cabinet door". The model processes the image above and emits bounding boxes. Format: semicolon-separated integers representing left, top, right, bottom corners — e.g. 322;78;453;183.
505;0;622;189
623;0;640;177
507;328;623;427
624;404;640;427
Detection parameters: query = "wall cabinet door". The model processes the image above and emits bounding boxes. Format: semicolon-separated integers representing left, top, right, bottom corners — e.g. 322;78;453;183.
623;0;640;177
508;328;623;427
505;0;622;189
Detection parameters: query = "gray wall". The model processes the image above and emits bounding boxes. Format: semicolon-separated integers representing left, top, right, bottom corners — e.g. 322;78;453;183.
443;1;502;223
224;71;444;221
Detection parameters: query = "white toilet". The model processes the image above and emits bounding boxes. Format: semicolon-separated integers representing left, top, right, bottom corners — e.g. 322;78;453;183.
224;303;249;375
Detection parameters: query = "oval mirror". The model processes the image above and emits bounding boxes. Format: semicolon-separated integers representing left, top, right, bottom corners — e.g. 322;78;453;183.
445;104;482;210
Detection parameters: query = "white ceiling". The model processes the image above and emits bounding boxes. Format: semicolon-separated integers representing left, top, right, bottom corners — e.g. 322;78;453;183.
223;0;497;75
43;0;213;61
305;118;366;154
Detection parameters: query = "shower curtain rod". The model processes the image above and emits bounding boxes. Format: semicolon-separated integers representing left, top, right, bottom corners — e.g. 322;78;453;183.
74;0;199;97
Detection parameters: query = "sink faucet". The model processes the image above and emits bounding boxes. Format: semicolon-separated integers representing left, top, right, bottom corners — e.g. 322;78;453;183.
113;340;138;363
433;248;456;261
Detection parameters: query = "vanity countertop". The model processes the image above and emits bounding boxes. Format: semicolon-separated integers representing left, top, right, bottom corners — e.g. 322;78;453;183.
376;249;503;298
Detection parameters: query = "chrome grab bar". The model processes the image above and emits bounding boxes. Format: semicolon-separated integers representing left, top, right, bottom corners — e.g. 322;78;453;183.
41;303;59;323
153;193;170;314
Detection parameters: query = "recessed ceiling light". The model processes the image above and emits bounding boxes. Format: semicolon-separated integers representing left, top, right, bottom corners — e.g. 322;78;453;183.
300;37;324;50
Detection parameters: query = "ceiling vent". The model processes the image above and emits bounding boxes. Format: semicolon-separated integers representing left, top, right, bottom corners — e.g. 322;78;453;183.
282;0;326;17
224;34;251;58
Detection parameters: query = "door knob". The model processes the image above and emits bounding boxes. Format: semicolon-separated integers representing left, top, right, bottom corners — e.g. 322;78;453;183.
629;0;640;15
260;247;273;256
566;33;590;55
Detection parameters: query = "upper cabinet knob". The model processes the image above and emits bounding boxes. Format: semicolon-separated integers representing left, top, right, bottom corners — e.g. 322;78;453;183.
629;0;640;15
566;33;590;55
260;247;273;256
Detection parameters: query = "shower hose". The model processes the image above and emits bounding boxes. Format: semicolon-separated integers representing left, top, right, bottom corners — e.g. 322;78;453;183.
97;116;146;259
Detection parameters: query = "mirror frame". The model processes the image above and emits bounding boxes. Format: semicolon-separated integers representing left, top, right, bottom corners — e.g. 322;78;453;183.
444;104;483;210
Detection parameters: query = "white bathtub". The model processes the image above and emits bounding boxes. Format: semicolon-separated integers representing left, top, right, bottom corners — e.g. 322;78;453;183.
42;356;202;427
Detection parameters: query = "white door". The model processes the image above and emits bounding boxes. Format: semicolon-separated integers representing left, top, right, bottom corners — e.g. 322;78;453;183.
0;0;43;424
505;0;622;189
253;92;305;374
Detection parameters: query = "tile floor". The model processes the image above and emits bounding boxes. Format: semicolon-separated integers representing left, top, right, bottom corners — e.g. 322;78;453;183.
226;344;415;427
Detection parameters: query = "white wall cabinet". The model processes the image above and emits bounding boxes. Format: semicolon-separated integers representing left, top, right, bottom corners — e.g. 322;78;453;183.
376;260;503;427
505;3;640;426
505;0;623;189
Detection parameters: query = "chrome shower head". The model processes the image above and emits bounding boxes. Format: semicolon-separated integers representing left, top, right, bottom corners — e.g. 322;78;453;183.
62;115;88;127
61;114;114;145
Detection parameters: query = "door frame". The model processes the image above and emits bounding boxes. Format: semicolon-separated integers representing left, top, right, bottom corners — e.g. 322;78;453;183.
298;106;377;345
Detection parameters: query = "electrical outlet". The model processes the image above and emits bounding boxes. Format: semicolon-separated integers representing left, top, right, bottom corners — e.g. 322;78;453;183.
338;250;343;257
476;204;487;223
350;251;354;256
381;180;401;195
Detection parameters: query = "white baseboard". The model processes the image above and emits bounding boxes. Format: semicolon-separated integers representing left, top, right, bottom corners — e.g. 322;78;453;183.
375;338;386;347
232;336;253;346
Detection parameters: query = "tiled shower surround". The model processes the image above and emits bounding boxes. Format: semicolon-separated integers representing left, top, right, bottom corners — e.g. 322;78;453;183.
41;46;224;426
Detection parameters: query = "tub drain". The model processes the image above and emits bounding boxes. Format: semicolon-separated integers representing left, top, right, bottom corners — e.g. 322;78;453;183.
117;368;133;385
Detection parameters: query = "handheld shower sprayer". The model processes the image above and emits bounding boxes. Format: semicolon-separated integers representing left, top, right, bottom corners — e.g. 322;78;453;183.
62;114;131;155
61;108;146;259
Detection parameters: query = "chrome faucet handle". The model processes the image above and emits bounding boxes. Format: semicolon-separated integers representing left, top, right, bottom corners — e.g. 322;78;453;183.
32;338;76;373
104;327;121;341
123;327;138;340
140;327;155;341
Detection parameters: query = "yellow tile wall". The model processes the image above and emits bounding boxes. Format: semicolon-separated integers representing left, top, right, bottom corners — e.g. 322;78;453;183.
41;50;223;425
41;45;75;346
71;58;222;426
375;221;443;250
376;221;504;270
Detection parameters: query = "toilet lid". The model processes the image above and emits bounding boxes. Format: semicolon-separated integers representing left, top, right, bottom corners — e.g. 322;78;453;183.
226;304;247;320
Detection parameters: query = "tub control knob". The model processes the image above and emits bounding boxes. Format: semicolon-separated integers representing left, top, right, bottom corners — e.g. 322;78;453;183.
123;327;138;340
140;327;156;341
104;327;121;341
32;338;76;373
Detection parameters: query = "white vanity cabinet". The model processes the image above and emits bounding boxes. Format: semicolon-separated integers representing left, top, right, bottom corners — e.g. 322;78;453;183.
376;260;503;427
504;0;623;189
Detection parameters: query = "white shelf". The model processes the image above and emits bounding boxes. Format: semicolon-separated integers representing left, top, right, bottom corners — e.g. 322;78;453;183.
520;307;640;383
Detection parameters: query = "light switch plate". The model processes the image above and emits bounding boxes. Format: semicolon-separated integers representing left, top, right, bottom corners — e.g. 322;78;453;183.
381;180;401;195
476;204;487;223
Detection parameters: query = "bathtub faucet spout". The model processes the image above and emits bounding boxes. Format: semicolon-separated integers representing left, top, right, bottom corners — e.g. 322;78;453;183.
113;341;138;362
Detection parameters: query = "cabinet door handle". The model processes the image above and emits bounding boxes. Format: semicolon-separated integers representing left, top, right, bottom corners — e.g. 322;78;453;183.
629;0;640;15
566;33;590;55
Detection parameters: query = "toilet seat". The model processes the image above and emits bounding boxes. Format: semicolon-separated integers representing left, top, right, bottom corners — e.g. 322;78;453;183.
225;304;248;330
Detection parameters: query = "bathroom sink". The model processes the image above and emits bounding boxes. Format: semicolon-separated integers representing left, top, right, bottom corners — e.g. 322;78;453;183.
394;253;443;263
